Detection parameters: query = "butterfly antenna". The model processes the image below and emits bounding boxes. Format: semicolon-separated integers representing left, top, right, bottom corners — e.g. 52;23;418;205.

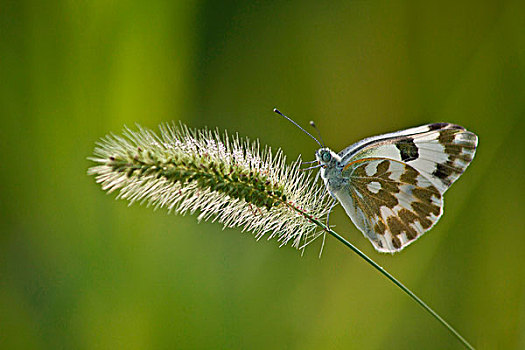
273;108;322;147
309;121;326;147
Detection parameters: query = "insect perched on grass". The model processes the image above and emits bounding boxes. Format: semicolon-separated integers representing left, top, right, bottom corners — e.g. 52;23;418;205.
274;109;478;253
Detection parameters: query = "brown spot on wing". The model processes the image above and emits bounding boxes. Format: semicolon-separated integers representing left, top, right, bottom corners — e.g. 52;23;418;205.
428;123;465;131
396;138;419;162
387;216;404;236
400;166;419;185
376;160;390;175
387;212;419;241
413;187;440;203
397;209;419;239
374;220;386;235
433;163;453;182
392;235;402;249
411;202;436;228
398;208;418;223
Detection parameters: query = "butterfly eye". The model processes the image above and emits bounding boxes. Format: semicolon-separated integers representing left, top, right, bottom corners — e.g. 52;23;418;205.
321;151;331;162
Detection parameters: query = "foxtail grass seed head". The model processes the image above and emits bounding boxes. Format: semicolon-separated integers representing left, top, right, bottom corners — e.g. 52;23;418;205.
88;123;331;249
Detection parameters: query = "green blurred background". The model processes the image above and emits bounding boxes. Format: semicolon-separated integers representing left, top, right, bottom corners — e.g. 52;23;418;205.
1;1;524;349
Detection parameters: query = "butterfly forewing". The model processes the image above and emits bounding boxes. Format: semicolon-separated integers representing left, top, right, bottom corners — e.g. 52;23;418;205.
339;123;478;194
340;158;443;252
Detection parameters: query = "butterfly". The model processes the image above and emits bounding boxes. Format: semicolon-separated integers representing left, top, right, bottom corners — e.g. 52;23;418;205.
274;109;478;253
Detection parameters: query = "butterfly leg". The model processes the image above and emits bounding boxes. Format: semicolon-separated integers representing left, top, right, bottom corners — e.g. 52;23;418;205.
314;169;321;184
318;198;337;258
325;196;338;229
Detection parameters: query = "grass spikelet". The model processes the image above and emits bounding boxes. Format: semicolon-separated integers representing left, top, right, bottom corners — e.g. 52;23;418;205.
88;122;332;249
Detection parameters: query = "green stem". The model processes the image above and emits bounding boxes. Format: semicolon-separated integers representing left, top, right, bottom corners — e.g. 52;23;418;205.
303;211;475;350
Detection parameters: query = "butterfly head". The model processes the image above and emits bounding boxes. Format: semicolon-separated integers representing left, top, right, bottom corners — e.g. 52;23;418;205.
315;148;340;168
315;148;343;188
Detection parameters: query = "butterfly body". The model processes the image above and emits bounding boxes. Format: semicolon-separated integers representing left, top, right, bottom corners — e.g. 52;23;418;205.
315;123;478;253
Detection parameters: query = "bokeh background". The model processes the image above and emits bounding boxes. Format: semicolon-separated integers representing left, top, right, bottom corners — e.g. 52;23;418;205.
1;1;524;349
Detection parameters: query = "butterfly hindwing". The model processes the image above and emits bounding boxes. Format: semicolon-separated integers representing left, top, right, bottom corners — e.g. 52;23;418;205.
338;158;443;253
339;123;478;193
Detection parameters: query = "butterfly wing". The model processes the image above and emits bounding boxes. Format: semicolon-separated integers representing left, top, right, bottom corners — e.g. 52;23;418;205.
339;123;478;193
335;158;443;253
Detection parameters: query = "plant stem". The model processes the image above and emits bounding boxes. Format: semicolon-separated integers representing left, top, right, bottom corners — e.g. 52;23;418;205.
297;208;475;350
